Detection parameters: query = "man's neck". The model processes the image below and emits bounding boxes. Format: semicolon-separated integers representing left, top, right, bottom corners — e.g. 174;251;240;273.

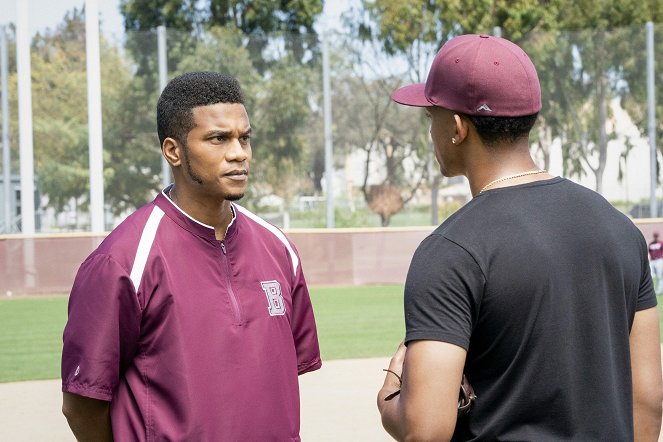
465;140;549;196
167;185;234;240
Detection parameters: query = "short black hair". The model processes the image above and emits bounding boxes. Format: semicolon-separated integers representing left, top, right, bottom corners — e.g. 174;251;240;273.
463;113;538;145
157;71;245;146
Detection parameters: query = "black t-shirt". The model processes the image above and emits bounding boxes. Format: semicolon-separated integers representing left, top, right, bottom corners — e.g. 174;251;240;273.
404;177;656;441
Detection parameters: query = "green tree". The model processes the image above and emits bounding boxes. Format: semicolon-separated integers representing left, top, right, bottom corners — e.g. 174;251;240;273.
120;0;323;79
101;56;163;217
2;25;22;232
250;53;319;217
30;11;89;216
547;1;663;193
329;34;430;226
27;10;156;226
619;21;663;187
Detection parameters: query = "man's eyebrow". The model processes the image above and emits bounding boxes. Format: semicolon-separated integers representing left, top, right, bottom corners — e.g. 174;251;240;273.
204;129;232;137
203;128;252;137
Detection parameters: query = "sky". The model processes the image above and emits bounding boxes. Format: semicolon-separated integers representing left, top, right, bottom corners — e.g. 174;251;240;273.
0;0;352;41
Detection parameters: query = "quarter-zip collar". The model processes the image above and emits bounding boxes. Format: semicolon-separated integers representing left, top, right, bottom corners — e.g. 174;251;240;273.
156;185;238;243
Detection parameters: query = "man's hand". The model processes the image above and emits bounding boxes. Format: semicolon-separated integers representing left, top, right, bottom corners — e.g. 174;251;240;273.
62;392;113;442
377;340;466;441
378;341;407;407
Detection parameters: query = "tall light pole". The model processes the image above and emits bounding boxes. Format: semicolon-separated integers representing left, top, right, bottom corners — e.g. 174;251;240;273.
16;0;35;234
1;26;11;233
322;32;334;228
85;0;105;233
647;22;657;218
158;25;170;188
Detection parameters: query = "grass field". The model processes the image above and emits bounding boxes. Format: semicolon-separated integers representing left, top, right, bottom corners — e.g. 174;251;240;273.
311;285;405;360
0;296;69;383
0;286;405;383
1;288;661;384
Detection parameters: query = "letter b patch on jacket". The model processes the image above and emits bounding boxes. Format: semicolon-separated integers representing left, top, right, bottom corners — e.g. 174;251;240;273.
261;280;286;316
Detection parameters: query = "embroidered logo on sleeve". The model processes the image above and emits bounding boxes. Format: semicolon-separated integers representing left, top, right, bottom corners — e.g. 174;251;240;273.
261;280;286;316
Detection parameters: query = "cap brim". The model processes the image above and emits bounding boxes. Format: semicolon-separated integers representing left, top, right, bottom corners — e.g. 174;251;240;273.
391;83;431;107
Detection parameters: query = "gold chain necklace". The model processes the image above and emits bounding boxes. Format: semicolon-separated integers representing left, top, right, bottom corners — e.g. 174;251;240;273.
479;169;547;194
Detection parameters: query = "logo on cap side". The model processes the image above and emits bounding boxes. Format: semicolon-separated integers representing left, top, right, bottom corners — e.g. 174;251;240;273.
477;104;493;112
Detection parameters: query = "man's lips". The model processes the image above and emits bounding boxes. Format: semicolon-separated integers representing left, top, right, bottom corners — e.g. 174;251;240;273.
224;170;248;180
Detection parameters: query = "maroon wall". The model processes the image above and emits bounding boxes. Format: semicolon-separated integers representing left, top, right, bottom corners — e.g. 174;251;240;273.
0;234;104;295
288;228;433;286
1;220;660;296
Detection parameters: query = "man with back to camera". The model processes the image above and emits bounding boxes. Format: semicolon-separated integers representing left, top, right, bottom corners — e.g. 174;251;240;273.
376;34;662;441
61;71;321;441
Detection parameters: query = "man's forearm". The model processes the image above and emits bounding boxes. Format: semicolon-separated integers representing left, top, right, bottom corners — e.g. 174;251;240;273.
378;342;408;440
630;307;663;442
633;401;662;442
378;384;406;441
62;392;113;442
65;414;113;442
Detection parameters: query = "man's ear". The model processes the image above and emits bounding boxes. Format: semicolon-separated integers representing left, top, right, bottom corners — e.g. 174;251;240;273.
453;113;470;144
162;137;182;167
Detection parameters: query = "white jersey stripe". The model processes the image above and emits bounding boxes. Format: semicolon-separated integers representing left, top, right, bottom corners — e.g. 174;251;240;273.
234;204;299;276
130;206;165;291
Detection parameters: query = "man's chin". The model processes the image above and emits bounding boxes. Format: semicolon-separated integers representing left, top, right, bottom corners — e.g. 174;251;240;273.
224;193;245;202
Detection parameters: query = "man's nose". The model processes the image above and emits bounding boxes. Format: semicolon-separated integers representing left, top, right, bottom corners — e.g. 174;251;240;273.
226;138;248;161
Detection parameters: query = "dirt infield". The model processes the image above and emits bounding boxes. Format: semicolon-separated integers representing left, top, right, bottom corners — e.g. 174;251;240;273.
0;357;393;442
1;353;661;441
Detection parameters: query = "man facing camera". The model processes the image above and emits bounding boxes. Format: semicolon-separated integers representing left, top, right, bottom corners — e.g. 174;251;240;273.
62;71;321;441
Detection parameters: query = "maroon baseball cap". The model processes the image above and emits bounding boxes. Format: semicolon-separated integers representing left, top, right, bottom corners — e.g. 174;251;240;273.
392;34;541;116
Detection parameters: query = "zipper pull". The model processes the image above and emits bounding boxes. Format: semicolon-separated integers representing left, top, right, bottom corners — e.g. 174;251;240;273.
220;242;226;255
